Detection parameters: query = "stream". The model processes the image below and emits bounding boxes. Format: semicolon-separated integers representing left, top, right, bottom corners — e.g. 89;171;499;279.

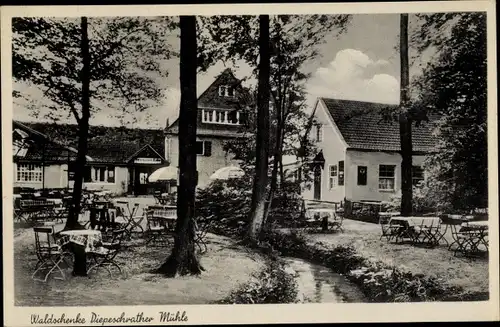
284;258;367;303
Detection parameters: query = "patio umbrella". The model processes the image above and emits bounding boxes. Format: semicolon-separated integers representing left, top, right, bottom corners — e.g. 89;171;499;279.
209;166;245;181
148;166;179;183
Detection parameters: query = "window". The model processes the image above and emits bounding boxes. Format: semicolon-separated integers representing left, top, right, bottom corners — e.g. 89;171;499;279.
202;109;241;125
218;85;235;97
329;165;337;189
139;172;149;185
338;161;345;186
16;164;42;182
315;124;323;142
379;165;396;191
357;166;367;185
412;165;424;186
196;141;212;156
84;166;116;183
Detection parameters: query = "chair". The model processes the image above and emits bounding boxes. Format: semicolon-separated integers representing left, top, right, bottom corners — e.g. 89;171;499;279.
87;229;126;277
32;227;72;282
329;209;344;232
379;216;403;242
448;219;474;256
194;216;213;254
145;206;176;247
115;201;143;238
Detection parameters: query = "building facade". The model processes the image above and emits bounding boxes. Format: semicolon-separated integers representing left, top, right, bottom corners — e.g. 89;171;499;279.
165;68;248;187
12;121;166;196
300;98;436;204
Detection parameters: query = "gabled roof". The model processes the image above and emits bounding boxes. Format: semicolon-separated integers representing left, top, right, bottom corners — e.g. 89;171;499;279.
13;121;165;164
319;98;438;152
166;68;250;137
13;121;79;162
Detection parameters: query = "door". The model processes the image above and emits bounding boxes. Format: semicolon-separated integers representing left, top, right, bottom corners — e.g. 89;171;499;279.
313;165;322;200
134;167;152;195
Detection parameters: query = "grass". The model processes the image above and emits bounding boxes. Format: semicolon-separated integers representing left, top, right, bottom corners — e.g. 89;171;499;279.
13;224;265;306
300;219;489;294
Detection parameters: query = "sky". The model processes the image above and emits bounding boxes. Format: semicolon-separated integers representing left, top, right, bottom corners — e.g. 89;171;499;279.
14;14;419;129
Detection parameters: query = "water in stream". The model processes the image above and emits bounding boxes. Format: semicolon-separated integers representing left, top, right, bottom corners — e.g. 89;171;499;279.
285;258;367;303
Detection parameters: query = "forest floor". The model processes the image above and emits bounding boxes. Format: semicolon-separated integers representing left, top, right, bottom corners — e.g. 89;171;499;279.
12;222;265;306
301;219;489;294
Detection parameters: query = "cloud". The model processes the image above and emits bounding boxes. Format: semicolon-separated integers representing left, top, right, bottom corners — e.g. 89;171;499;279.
306;49;399;105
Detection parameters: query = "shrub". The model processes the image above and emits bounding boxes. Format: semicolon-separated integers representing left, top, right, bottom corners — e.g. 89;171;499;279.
218;259;299;304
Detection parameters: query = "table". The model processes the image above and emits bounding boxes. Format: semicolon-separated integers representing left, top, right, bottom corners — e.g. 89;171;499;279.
305;208;343;231
389;216;443;245
60;230;102;276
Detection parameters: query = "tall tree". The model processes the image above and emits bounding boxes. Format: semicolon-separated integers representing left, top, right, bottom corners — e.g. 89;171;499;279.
156;16;204;275
12;17;175;229
200;15;351;236
411;13;488;211
248;15;271;241
399;13;413;216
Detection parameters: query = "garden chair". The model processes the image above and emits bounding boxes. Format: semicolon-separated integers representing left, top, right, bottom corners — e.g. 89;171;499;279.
194;216;214;254
32;227;72;282
411;219;437;246
115;201;143;238
448;220;474;256
87;229;126;278
145;206;175;247
379;216;403;242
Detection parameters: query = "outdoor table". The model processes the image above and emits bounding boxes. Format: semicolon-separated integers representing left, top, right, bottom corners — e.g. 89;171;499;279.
379;212;400;217
389;216;443;244
46;198;63;205
59;229;102;276
305;208;342;231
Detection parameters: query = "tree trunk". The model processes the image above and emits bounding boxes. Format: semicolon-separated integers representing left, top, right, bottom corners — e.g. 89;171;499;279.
248;15;270;242
262;113;283;231
399;13;413;216
157;16;203;276
65;16;90;231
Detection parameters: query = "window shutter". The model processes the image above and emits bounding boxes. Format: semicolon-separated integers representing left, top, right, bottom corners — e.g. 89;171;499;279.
357;166;367;186
204;141;212;157
338;160;345;186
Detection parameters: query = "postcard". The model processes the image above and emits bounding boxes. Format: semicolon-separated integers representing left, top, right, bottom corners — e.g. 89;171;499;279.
2;1;498;325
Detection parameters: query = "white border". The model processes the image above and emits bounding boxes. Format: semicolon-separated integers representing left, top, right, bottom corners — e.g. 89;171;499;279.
2;1;499;325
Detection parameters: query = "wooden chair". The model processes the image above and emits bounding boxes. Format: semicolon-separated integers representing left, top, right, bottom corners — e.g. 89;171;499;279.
32;227;72;282
145;206;176;247
87;229;126;278
194;216;214;254
448;219;474;256
379;215;404;242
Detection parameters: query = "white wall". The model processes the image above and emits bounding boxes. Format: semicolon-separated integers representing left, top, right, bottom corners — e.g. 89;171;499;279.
13;162;66;189
166;135;239;188
346;150;426;202
302;100;348;203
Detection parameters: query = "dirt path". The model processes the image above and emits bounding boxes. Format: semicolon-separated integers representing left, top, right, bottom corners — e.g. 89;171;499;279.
13;228;264;306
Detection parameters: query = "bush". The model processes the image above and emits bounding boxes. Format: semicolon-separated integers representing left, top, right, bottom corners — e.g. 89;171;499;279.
217;259;299;304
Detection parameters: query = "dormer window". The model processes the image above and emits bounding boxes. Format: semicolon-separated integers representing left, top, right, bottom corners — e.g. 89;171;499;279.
218;85;235;98
202;109;241;125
